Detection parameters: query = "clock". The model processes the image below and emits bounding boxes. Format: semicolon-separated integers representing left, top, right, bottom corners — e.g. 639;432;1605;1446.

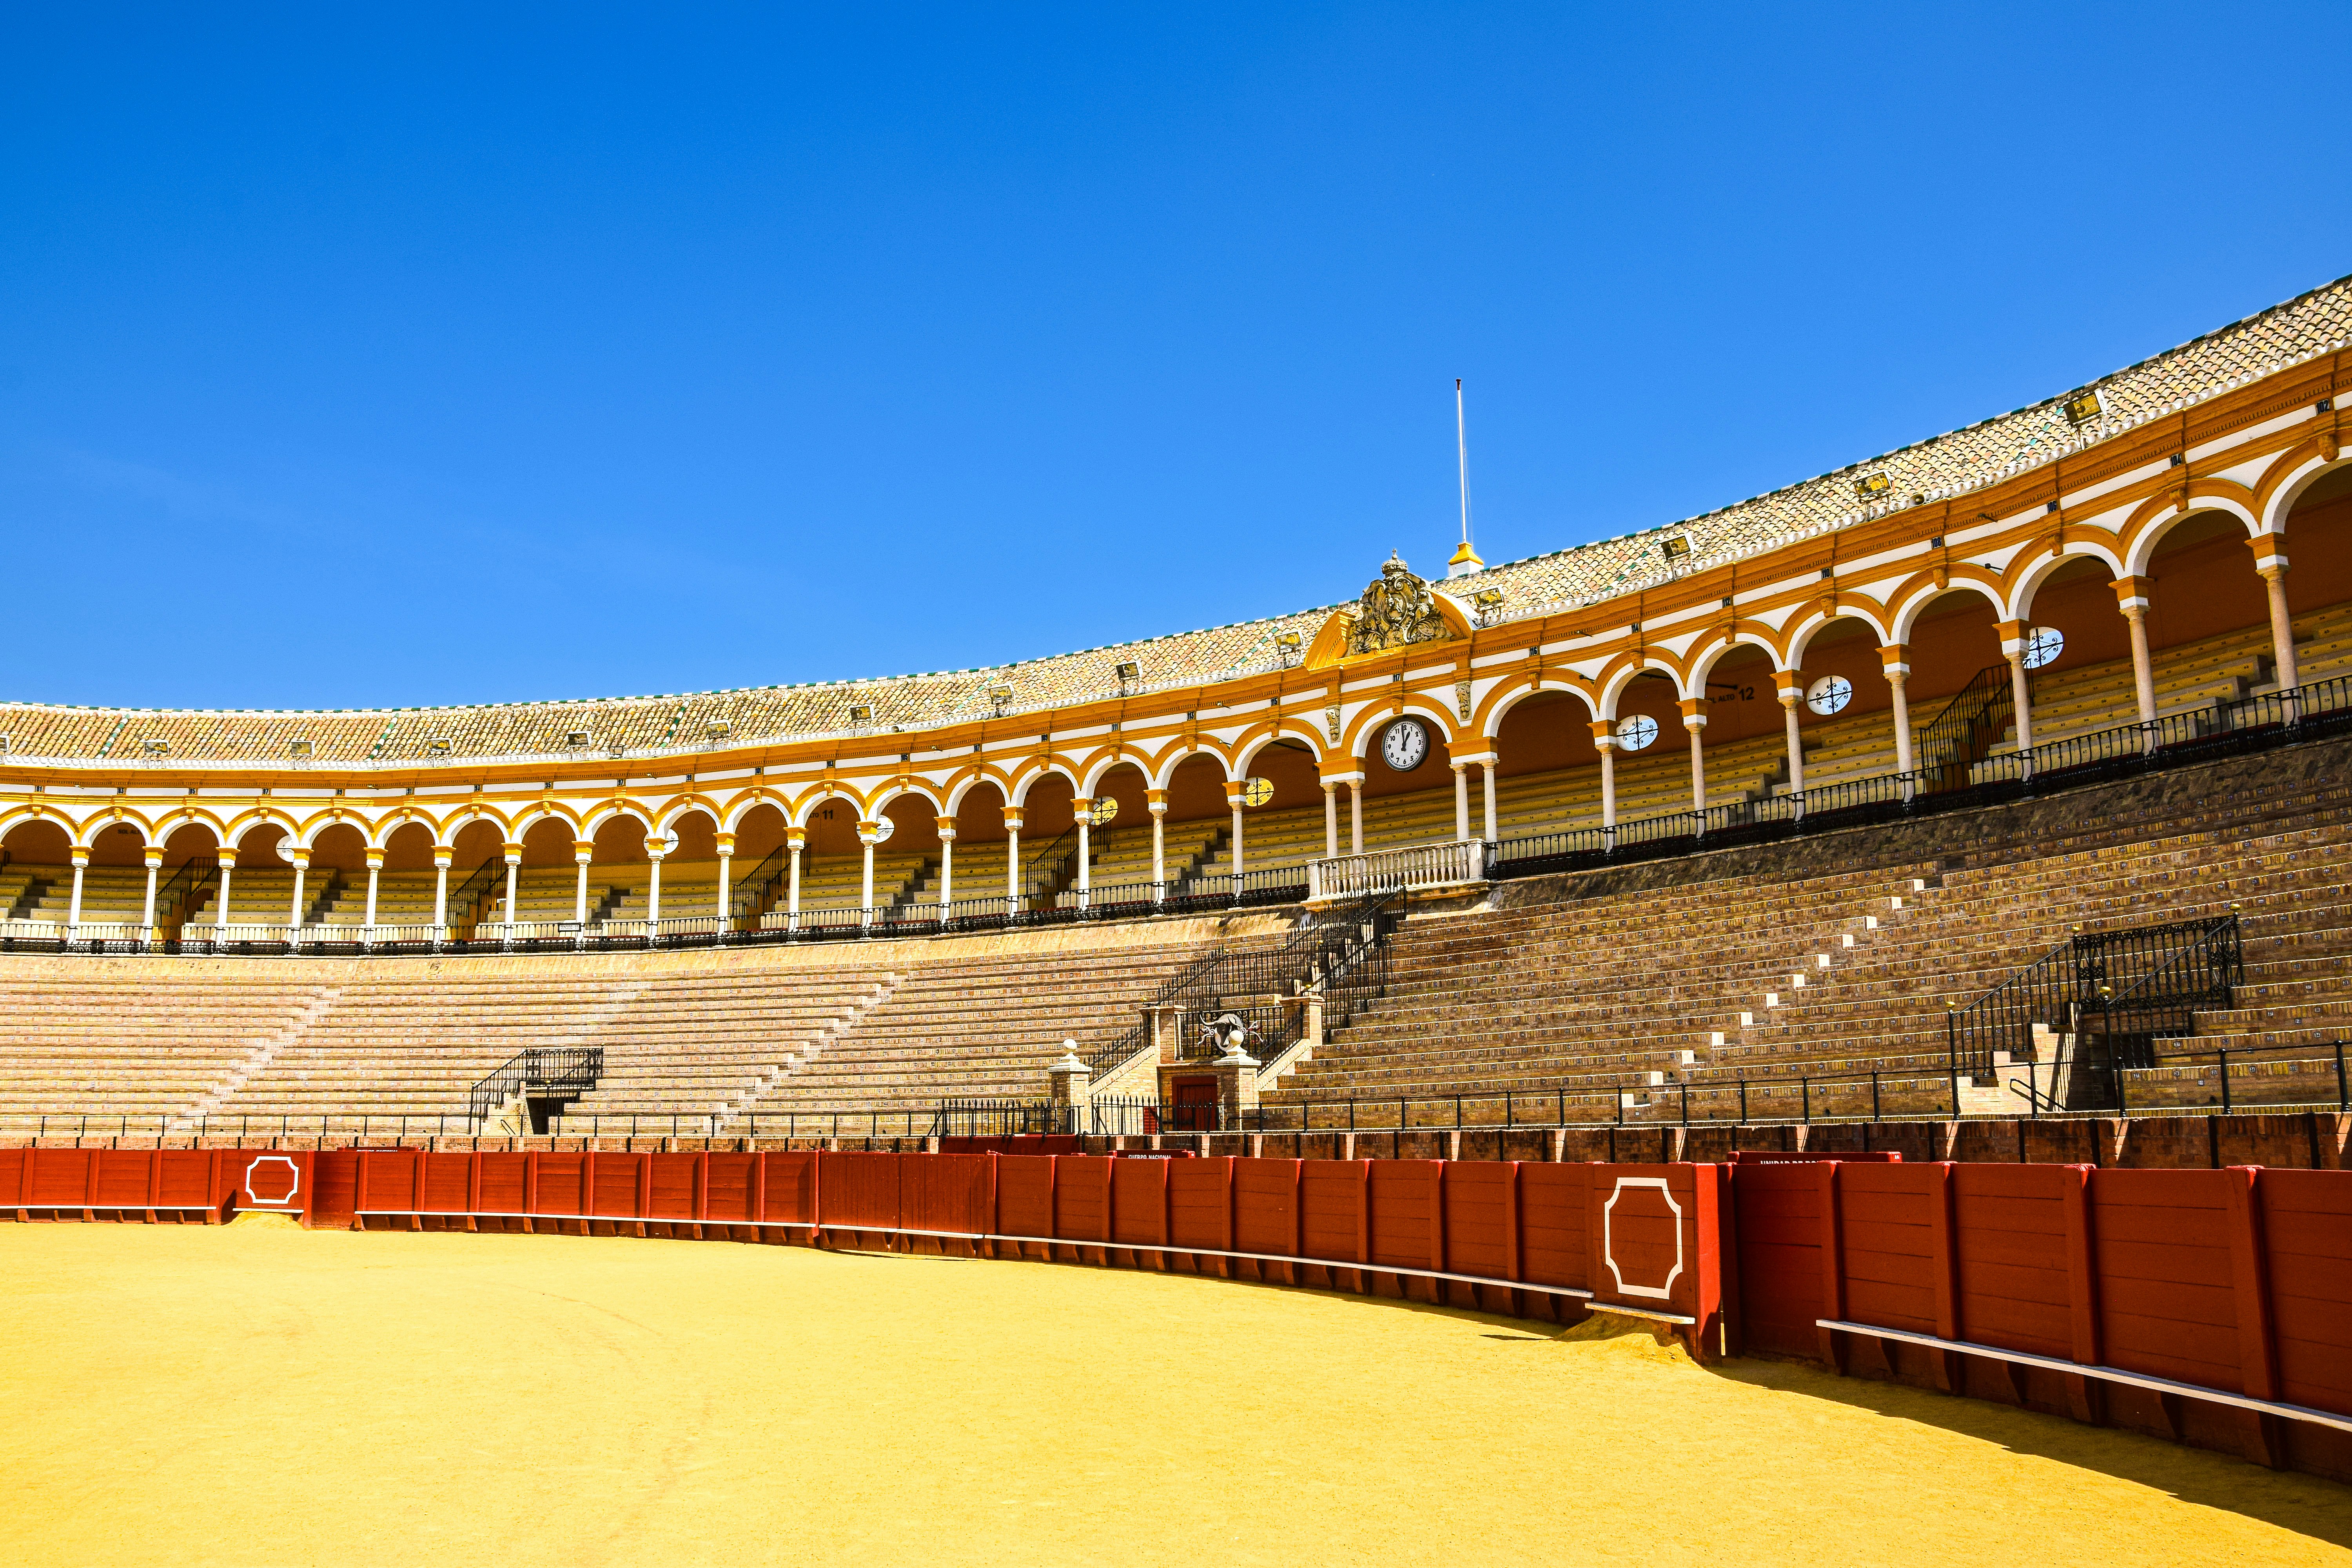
1089;795;1120;825
1381;718;1429;772
1805;675;1852;716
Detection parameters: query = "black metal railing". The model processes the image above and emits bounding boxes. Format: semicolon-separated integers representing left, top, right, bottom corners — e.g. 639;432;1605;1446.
730;844;789;930
1911;662;2019;785
1947;915;2241;1082
446;855;505;937
154;856;220;927
466;1047;603;1126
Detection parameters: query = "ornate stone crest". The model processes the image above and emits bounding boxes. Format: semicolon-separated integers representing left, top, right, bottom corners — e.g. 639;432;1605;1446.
1345;554;1456;655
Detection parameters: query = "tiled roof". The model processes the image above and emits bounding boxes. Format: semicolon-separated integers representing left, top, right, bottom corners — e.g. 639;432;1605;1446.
4;273;2346;767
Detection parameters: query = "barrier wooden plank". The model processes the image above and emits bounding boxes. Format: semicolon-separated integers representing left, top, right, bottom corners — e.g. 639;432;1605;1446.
995;1156;1053;1243
2091;1169;2244;1394
1730;1163;1821;1356
1167;1156;1233;1259
1367;1160;1436;1274
2260;1169;2352;1417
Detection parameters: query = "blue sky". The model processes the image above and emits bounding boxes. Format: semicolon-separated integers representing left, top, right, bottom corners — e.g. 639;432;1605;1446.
4;4;2347;710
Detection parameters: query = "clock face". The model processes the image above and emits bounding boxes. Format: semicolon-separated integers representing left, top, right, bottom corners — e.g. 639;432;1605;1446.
1381;718;1429;772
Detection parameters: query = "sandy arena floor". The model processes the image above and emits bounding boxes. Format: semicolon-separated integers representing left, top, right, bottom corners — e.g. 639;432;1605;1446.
2;1220;2348;1567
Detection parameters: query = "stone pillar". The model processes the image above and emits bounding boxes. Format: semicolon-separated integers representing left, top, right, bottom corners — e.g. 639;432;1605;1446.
285;846;310;929
1481;755;1499;843
2249;541;2299;692
1996;620;2035;755
1679;699;1709;815
715;831;736;927
1590;722;1618;831
1775;672;1805;799
1348;777;1365;856
2111;576;2159;733
645;840;666;927
786;826;807;927
1224;780;1246;886
934;818;956;910
1147;791;1168;901
1321;780;1339;859
1046;1044;1093;1134
431;846;451;932
67;846;88;932
1452;760;1472;841
1071;797;1093;907
141;848;162;933
573;841;594;924
1879;646;1915;776
501;843;523;934
216;850;236;930
856;821;880;926
1000;808;1022;913
363;849;383;929
1214;1039;1262;1131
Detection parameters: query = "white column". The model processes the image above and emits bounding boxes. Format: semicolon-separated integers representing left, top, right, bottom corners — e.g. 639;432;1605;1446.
431;849;450;932
1000;810;1022;913
2115;587;2158;725
501;846;521;933
1481;758;1498;843
1348;780;1363;856
215;853;235;929
934;818;956;909
1147;792;1167;901
2252;544;2299;691
1681;703;1708;814
363;851;382;928
1997;621;2035;755
646;845;666;926
67;849;87;932
857;824;876;926
1322;782;1339;859
1452;762;1472;841
1778;678;1805;798
1880;647;1915;776
1226;783;1245;883
1073;798;1093;907
141;851;161;934
1592;726;1619;831
285;848;309;929
573;842;593;924
787;828;806;928
715;833;735;927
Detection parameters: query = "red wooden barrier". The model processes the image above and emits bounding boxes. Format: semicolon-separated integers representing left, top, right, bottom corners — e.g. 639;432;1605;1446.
0;1146;313;1223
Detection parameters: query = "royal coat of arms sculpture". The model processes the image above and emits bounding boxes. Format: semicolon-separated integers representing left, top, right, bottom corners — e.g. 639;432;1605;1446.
1345;554;1457;655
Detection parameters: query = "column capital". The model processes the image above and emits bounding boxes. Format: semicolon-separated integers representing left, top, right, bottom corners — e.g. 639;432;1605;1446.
1452;750;1497;768
219;849;240;870
2109;574;2154;611
1773;668;1803;698
1994;619;2028;656
933;816;957;840
1145;789;1168;813
145;849;166;869
713;832;737;855
573;839;595;860
999;808;1024;832
502;842;524;865
430;847;452;869
69;846;91;867
2246;535;2289;576
1320;769;1366;787
284;847;310;868
1221;779;1248;804
786;826;808;849
1589;720;1617;750
1677;698;1709;728
1070;795;1094;824
364;849;386;869
853;820;883;846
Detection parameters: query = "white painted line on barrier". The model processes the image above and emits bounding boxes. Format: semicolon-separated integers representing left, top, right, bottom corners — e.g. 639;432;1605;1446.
1816;1318;2352;1435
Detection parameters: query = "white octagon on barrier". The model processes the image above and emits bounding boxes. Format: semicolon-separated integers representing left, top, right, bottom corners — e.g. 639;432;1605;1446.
1602;1176;1683;1301
243;1154;301;1208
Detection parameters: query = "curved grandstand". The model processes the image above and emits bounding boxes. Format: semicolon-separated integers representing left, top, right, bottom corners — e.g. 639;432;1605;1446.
5;276;2352;1142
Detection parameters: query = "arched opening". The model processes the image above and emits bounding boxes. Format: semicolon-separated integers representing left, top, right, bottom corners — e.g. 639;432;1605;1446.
871;794;940;916
1012;773;1078;909
795;792;868;915
728;802;793;929
1691;644;1788;809
224;821;292;930
1492;689;1600;833
1165;753;1238;888
0;819;73;925
517;817;591;926
2282;466;2352;683
85;817;149;868
2005;554;2141;744
307;823;370;926
1082;761;1153;897
944;781;1009;912
2143;512;2277;707
157;822;224;928
1607;671;1691;823
1786;615;1898;792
